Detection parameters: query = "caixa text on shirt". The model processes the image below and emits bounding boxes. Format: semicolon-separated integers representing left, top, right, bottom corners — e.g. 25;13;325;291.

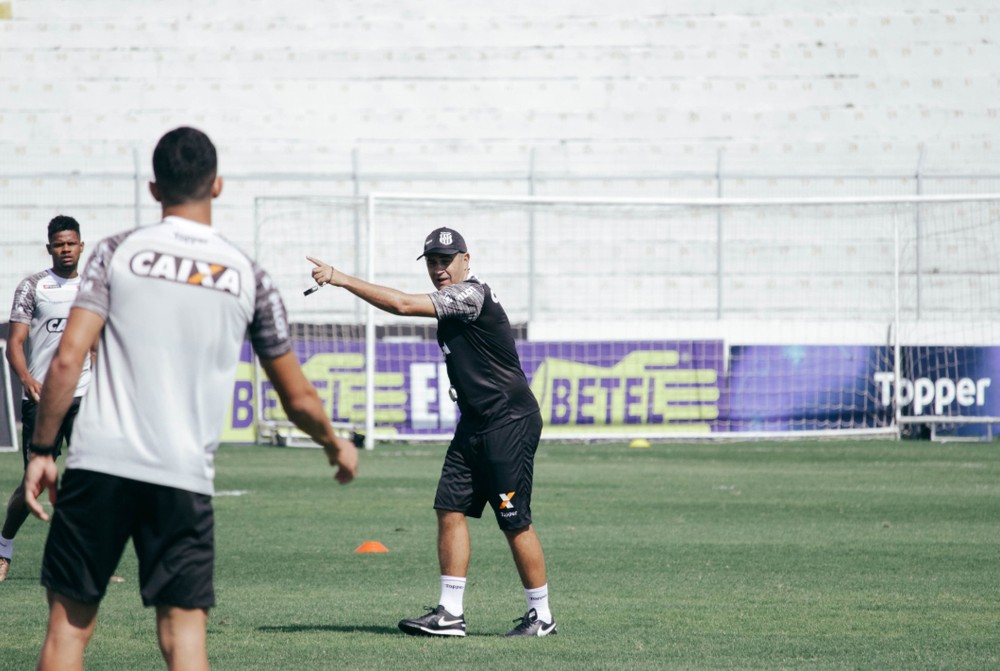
129;251;241;296
45;317;68;333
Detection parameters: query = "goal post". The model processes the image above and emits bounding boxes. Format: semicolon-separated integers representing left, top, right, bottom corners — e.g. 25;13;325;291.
252;193;1000;446
0;341;18;453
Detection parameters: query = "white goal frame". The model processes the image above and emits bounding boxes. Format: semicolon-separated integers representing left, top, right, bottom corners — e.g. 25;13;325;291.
254;192;1000;447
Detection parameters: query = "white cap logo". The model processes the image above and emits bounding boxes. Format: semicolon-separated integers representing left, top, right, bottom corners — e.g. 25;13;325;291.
439;231;453;246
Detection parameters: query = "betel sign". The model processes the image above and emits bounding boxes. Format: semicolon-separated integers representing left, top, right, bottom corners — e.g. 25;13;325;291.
873;372;991;416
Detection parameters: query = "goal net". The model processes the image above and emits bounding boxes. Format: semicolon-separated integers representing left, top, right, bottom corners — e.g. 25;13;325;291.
253;194;1000;446
893;199;1000;440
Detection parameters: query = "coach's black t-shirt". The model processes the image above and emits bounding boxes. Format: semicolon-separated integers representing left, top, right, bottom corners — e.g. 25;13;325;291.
428;276;539;430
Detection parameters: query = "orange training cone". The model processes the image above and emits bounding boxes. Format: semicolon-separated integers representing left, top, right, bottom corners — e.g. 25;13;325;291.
355;541;389;553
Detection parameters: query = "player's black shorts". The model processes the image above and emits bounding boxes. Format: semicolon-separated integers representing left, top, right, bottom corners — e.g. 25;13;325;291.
20;396;81;469
434;412;543;532
41;469;215;608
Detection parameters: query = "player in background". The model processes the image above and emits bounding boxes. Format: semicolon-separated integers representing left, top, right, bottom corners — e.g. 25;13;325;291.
23;127;359;671
307;227;556;638
0;216;94;583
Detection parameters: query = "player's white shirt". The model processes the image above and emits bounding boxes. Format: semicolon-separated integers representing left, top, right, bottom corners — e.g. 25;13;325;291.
9;269;91;399
67;216;291;495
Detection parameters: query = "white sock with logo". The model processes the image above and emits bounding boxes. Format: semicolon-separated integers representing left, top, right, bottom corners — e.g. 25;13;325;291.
0;534;13;560
438;575;467;616
525;584;552;623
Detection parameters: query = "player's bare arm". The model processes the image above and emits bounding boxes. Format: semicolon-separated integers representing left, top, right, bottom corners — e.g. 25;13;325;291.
24;307;105;520
5;321;42;402
259;350;359;484
307;256;437;318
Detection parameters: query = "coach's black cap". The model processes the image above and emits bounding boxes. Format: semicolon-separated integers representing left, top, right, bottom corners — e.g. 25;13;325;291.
417;227;467;259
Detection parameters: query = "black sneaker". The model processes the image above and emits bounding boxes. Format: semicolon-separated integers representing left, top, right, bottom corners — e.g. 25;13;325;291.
398;605;467;637
505;608;557;637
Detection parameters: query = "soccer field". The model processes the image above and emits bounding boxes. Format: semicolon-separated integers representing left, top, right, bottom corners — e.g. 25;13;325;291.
2;439;999;670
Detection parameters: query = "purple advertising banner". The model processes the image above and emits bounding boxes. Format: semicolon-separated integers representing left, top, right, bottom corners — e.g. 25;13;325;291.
725;345;1000;433
237;340;725;438
724;345;893;432
229;340;1000;439
889;346;1000;436
522;341;725;435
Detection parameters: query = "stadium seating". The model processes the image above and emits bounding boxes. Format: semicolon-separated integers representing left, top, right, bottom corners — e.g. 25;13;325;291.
1;0;998;316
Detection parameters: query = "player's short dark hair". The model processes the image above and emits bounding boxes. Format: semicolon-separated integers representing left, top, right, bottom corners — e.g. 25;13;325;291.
47;215;81;241
152;126;218;206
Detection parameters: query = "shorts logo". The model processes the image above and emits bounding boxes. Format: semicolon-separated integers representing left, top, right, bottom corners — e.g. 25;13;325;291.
499;491;516;510
439;231;454;246
46;317;68;333
130;251;241;296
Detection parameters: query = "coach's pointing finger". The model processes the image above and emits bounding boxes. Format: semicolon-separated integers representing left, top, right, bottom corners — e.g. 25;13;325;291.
306;256;334;286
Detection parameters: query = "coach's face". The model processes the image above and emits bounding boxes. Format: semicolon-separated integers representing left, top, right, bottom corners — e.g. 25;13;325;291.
47;230;84;276
425;252;470;290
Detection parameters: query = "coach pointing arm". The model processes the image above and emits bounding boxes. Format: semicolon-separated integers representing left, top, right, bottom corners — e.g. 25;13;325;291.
307;256;438;317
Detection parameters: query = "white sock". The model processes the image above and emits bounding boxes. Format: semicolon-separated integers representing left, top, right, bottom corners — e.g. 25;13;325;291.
0;534;13;560
438;575;467;616
525;583;552;623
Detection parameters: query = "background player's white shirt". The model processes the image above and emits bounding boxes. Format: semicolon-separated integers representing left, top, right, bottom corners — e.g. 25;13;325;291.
9;270;92;400
67;216;291;495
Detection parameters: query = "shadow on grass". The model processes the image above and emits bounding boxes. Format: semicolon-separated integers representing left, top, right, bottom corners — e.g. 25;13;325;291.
257;624;512;639
257;624;399;635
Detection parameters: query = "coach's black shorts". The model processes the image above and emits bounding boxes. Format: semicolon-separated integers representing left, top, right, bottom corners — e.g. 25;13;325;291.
434;412;543;532
42;469;215;608
20;396;81;469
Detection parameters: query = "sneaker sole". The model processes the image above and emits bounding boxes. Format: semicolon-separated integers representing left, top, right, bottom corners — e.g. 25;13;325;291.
398;622;466;637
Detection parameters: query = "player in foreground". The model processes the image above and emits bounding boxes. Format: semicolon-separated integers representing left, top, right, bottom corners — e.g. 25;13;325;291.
24;127;359;671
308;227;556;638
0;216;94;582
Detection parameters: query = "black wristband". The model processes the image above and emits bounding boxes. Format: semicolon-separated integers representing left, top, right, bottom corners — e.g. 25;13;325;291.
28;443;58;456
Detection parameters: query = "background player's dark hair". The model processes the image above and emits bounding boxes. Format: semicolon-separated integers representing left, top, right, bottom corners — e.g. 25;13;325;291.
47;215;81;241
152;126;218;206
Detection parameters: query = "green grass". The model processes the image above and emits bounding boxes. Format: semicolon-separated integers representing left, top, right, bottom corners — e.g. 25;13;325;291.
2;439;1000;670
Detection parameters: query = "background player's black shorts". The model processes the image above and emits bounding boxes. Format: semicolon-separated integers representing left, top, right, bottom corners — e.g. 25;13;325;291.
41;469;215;608
434;412;543;532
20;396;81;469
